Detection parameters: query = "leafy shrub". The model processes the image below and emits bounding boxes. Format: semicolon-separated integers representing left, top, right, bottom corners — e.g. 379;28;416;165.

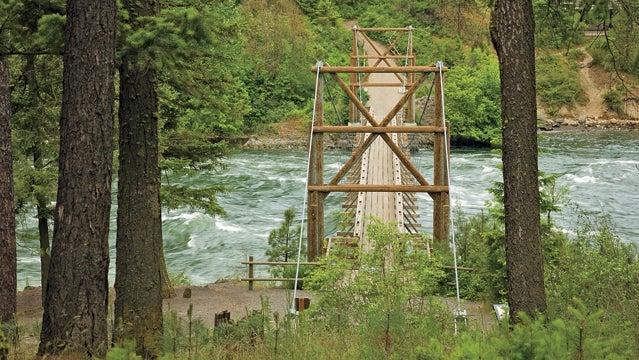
602;89;625;115
305;219;451;355
445;48;502;146
536;53;585;114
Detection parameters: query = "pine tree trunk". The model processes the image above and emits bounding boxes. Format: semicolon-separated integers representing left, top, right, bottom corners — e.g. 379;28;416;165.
0;55;17;329
490;0;547;322
114;53;165;358
113;0;168;356
38;0;117;357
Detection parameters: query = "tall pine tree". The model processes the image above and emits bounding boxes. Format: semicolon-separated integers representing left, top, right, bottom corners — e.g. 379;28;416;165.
113;0;165;356
38;0;117;356
490;0;547;322
0;54;16;360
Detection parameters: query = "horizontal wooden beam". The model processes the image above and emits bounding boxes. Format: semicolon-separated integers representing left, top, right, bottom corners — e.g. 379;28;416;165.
314;125;444;134
353;27;413;31
351;55;415;59
354;82;407;87
308;184;449;193
313;65;447;73
241;278;305;282
241;261;319;266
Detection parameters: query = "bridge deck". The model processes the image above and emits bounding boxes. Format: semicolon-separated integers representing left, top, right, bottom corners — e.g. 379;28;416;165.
322;31;447;256
329;35;423;255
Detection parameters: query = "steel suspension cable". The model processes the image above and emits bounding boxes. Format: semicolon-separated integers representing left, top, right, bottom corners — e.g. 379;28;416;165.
437;60;465;333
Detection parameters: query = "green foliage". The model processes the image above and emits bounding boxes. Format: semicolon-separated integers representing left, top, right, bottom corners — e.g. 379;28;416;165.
265;209;305;287
168;272;191;287
0;326;9;360
449;208;506;301
536;53;585;115
160;183;227;217
445;48;502;146
0;0;65;54
587;14;639;76
305;219;449;355
533;0;584;50
238;0;320;131
449;169;570;301
98;211;639;359
107;340;143;360
602;89;625;114
155;0;249;139
11;55;61;219
545;211;639;352
266;208;302;264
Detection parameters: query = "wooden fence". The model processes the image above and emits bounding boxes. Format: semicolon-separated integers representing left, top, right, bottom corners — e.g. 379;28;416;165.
240;256;320;290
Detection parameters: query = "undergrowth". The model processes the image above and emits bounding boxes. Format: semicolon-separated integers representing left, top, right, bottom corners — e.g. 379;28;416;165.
100;212;639;359
9;185;639;358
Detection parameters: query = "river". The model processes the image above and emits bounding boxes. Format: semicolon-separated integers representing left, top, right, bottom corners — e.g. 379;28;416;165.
15;130;639;289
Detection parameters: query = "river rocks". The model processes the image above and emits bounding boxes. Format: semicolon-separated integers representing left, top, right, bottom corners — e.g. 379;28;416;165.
537;115;639;132
578;115;587;125
242;136;307;150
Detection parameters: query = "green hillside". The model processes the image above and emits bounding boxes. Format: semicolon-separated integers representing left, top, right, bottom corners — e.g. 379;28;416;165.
213;0;639;146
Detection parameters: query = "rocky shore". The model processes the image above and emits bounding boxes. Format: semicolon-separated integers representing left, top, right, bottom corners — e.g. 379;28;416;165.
538;116;639;132
240;117;639;150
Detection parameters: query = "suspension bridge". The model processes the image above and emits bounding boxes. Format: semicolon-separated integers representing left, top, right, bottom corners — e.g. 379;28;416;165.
305;26;451;261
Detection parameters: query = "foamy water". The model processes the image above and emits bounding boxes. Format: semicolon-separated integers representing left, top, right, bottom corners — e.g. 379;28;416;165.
14;131;639;289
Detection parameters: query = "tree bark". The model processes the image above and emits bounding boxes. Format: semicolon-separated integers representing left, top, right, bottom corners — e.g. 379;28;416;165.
114;51;164;360
490;0;547;322
113;0;166;356
38;0;117;357
0;55;17;354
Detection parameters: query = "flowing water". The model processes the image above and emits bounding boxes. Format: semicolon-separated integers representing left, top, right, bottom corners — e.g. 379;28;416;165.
15;131;639;289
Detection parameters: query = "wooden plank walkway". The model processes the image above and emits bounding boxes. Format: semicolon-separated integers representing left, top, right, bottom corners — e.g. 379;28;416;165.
325;29;433;257
350;38;413;250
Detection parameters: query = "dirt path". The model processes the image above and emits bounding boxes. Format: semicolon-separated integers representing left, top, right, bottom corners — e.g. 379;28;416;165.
17;281;315;330
573;48;606;118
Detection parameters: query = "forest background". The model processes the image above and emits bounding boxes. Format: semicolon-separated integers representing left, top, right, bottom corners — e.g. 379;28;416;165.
4;0;639;225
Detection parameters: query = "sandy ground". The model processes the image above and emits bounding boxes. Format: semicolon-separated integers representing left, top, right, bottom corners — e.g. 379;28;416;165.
16;280;315;330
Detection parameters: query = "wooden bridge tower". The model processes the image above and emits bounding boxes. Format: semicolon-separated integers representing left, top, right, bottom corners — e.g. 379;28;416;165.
307;26;450;261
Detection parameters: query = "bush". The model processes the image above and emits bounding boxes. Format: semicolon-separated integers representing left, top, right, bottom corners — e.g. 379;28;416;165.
536;53;585;114
602;89;625;115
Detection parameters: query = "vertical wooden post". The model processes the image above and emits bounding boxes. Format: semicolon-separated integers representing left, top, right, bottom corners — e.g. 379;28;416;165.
433;69;445;242
308;73;324;261
308;192;318;261
248;256;254;291
350;26;360;124
295;298;311;312
406;29;415;124
444;120;451;237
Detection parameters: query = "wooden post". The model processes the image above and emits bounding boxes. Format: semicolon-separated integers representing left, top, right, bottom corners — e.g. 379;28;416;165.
308;73;324;261
406;29;415;124
444;120;451;238
215;310;231;327
295;298;311;312
433;69;445;242
307;192;318;261
350;27;360;124
248;256;254;290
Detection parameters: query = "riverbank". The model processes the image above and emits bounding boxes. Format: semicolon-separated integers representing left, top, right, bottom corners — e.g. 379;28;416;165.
14;280;317;354
241;117;639;150
13;281;493;356
539;116;639;133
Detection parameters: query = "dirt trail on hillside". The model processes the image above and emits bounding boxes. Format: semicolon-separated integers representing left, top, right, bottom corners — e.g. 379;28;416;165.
573;48;606;119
